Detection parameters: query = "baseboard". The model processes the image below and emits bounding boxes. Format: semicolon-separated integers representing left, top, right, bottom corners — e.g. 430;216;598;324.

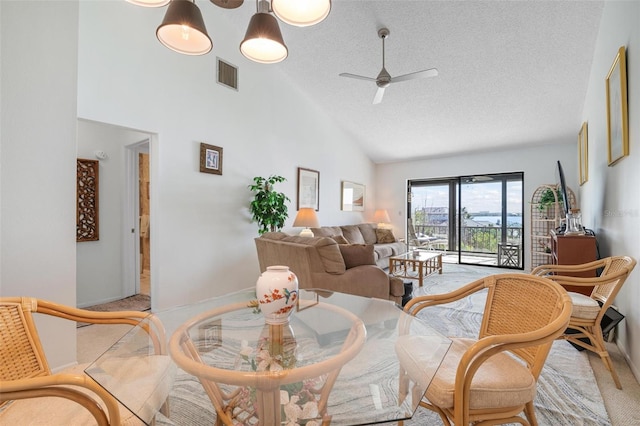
616;340;640;384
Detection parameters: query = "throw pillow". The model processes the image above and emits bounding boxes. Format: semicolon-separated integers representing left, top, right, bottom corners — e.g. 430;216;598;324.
338;244;375;269
331;235;349;245
376;228;396;244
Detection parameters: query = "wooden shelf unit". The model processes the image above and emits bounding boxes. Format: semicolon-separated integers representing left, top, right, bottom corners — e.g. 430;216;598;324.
529;184;576;270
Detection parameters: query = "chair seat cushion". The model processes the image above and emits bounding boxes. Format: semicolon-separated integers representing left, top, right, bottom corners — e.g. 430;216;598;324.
426;338;536;410
568;292;599;320
0;356;174;426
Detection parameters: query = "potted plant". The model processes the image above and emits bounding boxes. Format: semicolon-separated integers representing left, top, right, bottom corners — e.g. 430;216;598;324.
537;187;562;212
249;175;290;235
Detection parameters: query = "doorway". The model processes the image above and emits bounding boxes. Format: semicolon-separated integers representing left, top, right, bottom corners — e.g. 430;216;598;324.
124;140;151;298
408;172;524;269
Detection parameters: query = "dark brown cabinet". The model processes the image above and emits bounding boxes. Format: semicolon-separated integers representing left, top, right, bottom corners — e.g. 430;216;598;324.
550;230;597;295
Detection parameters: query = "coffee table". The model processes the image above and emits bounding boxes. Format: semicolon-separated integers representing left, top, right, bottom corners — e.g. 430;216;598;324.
85;288;450;425
389;250;443;287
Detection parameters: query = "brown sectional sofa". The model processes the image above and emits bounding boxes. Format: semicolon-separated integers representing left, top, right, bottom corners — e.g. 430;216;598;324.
310;223;407;269
254;223;407;304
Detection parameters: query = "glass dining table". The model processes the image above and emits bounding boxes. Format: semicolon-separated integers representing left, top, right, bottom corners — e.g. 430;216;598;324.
85;288;451;425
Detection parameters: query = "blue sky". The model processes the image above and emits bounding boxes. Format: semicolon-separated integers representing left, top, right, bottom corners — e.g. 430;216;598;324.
411;181;523;214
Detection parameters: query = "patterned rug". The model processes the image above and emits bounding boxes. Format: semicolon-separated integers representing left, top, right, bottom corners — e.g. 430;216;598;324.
157;264;610;425
76;294;150;327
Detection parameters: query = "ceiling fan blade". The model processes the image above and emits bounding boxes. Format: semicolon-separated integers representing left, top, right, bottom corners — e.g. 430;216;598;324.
373;87;385;104
339;73;376;82
390;68;439;83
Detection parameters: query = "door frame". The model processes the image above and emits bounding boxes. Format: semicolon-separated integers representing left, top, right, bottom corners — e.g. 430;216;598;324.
123;139;149;295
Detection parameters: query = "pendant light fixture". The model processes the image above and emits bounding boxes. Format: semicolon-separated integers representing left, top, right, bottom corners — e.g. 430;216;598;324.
240;0;288;64
156;0;212;55
127;0;170;7
271;0;331;27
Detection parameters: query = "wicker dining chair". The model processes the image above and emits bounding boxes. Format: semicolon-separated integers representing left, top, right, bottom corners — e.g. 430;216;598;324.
0;297;171;425
402;274;572;426
531;255;636;389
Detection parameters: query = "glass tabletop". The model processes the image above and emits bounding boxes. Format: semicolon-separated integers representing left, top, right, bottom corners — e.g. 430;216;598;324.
86;288;450;425
392;250;442;261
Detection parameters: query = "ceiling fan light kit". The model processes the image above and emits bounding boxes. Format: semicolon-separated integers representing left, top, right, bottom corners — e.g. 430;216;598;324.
132;0;328;62
156;0;213;55
340;28;438;104
272;0;331;27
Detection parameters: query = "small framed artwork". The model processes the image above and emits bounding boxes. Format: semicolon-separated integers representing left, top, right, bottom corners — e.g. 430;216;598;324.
606;46;629;166
578;122;588;185
297;167;319;210
341;181;365;211
199;143;223;175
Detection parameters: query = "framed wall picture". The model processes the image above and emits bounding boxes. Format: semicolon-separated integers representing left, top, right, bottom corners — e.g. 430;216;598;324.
578;122;588;185
199;143;223;175
77;158;99;242
341;181;365;211
297;167;319;210
606;46;629;166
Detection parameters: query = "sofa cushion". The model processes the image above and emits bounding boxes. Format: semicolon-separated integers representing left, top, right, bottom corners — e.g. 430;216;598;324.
282;235;346;274
341;225;366;244
376;228;397;243
311;226;343;238
331;235;349;245
339;244;376;269
358;223;378;245
374;244;394;260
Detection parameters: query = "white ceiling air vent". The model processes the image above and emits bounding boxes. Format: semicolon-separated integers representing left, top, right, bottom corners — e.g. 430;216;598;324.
217;58;238;90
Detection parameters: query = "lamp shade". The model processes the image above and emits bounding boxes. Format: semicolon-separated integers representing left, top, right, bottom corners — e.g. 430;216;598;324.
373;209;391;224
240;12;288;64
272;0;331;27
156;0;212;55
127;0;170;7
293;208;320;228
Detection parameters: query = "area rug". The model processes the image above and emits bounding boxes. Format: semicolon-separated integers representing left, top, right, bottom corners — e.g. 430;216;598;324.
77;294;150;327
156;265;610;425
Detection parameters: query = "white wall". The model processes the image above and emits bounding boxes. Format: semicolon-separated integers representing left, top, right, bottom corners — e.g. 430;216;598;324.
0;1;79;369
579;0;640;379
375;142;579;271
76;120;150;307
76;2;376;312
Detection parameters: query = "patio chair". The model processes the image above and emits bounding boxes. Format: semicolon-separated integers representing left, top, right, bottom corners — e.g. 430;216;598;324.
407;218;448;251
402;274;572;425
0;297;172;425
531;256;636;389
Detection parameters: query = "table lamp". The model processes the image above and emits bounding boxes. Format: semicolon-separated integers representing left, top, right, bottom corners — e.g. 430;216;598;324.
293;208;320;237
373;209;391;229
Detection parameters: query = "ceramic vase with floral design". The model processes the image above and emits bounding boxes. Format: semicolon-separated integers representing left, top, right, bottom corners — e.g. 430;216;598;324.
256;266;299;324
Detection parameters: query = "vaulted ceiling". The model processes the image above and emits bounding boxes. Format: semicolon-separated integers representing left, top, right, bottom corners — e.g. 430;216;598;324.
226;1;604;163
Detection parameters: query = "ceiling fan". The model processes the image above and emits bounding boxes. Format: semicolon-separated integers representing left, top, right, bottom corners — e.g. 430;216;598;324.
339;28;438;105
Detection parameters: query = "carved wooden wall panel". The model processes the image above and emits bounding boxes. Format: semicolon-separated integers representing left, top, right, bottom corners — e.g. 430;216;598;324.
77;159;99;242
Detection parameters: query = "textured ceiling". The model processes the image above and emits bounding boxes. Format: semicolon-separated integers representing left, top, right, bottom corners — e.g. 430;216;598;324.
225;1;604;164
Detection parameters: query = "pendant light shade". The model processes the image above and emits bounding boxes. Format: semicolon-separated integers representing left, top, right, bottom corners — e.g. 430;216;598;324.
272;0;331;27
156;0;212;55
240;10;288;64
127;0;170;7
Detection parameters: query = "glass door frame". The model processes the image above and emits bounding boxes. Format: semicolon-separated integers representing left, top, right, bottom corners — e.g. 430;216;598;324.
408;172;524;270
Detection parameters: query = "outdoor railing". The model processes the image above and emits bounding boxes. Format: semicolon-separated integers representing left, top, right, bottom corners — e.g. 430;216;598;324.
414;224;522;254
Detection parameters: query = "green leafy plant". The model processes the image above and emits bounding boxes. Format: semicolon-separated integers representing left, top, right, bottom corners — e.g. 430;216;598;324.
537;188;563;212
249;175;290;235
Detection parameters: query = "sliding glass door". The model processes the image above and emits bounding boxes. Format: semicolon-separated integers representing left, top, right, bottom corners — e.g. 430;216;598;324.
408;172;523;269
